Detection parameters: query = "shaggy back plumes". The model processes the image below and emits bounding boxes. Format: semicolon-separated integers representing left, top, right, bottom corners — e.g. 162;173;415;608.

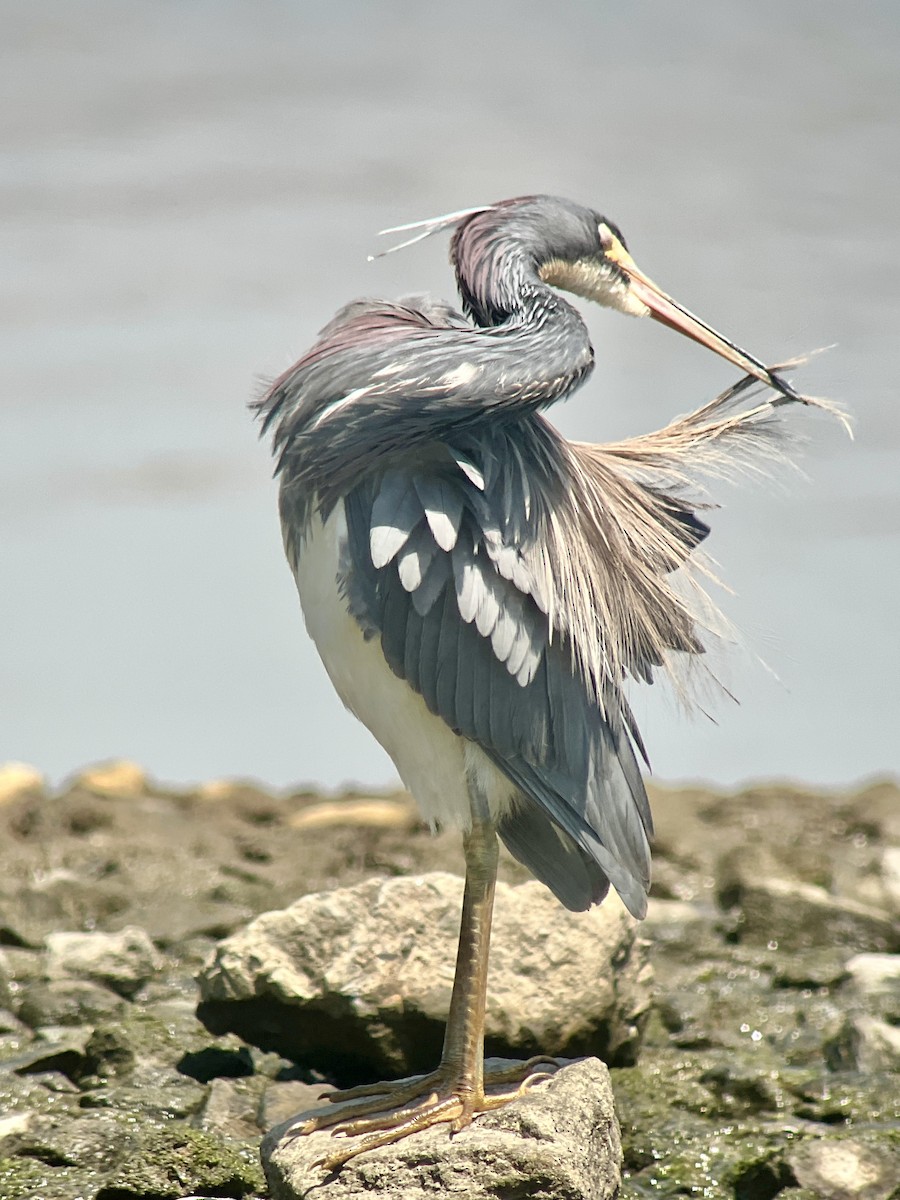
539;368;848;711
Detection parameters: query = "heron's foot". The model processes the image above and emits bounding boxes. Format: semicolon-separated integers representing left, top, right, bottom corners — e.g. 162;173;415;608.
296;1055;560;1173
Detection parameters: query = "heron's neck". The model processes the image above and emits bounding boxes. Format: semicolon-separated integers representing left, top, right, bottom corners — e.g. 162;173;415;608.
451;227;595;402
259;255;595;510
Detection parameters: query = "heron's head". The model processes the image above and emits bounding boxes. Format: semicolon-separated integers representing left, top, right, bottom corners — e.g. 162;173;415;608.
454;195;804;402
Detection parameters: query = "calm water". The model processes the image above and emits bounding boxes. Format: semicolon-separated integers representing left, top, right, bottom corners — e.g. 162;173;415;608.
1;0;897;791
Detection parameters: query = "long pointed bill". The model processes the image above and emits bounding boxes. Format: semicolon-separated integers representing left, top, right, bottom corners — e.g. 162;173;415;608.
609;244;804;404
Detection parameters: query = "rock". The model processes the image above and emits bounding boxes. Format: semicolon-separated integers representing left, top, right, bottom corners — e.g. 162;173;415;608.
826;1015;900;1073
0;1110;33;1139
288;796;419;831
45;926;163;999
786;1137;900;1200
721;876;897;954
262;1057;620;1200
2;1028;93;1081
0;763;45;805
0;947;43;984
881;846;900;912
198;873;651;1081
16;979;125;1029
0;770;896;1199
0;1008;30;1038
845;952;900;1005
195;1074;268;1141
71;759;149;796
786;1070;900;1127
79;1061;208;1120
2;1110;264;1199
772;949;850;989
0;951;10;1010
259;1079;336;1132
643;897;714;930
0;1070;81;1127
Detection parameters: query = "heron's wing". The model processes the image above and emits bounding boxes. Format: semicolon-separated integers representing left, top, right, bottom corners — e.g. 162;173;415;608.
340;453;653;918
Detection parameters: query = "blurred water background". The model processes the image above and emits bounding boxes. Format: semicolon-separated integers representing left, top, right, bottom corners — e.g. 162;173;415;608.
1;0;897;791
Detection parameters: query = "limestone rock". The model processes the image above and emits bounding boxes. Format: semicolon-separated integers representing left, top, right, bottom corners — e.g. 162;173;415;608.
262;1057;620;1200
845;952;900;1004
288;796;419;831
197;873;651;1080
831;1015;900;1073
259;1080;336;1132
721;875;897;954
16;979;125;1029
881;845;900;912
0;762;45;805
786;1137;900;1200
45;926;163;998
195;1075;268;1141
71;759;148;796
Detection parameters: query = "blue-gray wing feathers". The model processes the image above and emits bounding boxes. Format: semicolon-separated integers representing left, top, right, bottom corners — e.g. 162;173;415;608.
338;447;654;917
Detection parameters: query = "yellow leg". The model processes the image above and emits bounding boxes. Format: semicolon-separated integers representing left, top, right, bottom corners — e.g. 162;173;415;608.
293;812;558;1172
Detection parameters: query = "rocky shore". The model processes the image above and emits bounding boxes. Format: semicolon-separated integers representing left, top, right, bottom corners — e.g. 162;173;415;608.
0;761;897;1199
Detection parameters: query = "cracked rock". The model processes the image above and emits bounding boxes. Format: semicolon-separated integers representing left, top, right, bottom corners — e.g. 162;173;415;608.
197;873;651;1081
262;1057;620;1200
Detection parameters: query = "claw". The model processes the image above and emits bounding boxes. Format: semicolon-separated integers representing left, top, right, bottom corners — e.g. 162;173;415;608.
297;1057;561;1171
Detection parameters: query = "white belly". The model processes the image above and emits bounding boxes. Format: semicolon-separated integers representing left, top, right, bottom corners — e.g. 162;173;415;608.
290;502;516;830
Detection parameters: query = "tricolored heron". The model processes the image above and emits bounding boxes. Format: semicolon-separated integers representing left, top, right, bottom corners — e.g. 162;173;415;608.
256;196;839;1170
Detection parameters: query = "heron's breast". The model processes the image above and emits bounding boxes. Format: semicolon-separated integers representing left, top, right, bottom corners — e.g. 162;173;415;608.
290;502;515;830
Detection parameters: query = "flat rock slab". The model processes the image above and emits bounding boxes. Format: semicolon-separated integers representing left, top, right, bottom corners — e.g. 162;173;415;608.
197;873;651;1080
262;1057;620;1200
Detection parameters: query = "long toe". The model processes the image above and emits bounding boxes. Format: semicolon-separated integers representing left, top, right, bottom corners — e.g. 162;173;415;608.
309;1057;561;1171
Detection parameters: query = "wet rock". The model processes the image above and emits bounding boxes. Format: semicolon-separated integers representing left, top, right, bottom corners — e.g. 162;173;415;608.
15;979;125;1028
721;875;897;954
0;946;45;985
0;1070;80;1122
81;1023;139;1079
262;1057;620;1200
0;954;11;1010
2;1029;92;1081
845;952;900;1009
786;1137;900;1200
0;1110;33;1139
79;1062;208;1120
45;927;162;999
825;1014;900;1073
771;948;849;989
2;1110;264;1199
0;1008;30;1038
259;1079;336;1132
198;874;651;1082
882;846;900;911
195;1074;268;1141
0;767;895;1200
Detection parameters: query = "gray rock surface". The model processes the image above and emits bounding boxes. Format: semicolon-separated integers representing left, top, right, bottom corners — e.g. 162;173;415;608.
16;979;126;1028
0;769;898;1199
262;1057;621;1200
845;952;900;1003
722;875;898;954
786;1137;900;1200
198;873;652;1080
45;926;163;998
